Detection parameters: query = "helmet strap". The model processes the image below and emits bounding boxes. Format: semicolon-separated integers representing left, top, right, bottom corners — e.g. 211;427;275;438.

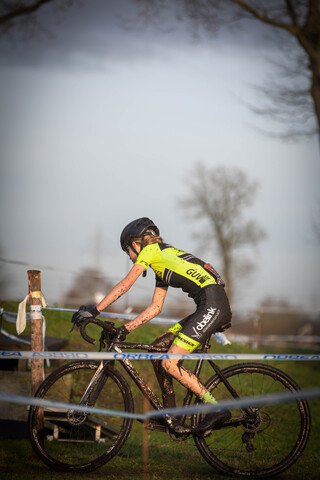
131;231;153;256
130;237;149;278
130;242;140;257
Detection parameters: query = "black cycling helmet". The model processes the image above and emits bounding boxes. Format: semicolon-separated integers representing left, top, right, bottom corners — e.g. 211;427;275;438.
120;217;159;253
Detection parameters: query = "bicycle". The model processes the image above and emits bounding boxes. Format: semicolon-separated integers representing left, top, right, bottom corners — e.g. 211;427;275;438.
28;317;311;477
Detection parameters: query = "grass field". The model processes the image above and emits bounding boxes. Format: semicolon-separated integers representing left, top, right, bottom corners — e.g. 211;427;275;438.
1;303;319;479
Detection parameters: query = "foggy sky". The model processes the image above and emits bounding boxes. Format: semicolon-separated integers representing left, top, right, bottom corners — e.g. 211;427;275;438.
0;0;319;314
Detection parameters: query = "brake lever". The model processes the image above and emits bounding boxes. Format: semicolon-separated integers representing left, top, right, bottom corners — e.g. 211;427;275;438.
70;305;88;333
70;319;78;333
99;330;108;351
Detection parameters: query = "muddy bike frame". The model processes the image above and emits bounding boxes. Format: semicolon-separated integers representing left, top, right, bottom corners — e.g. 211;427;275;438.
78;336;247;432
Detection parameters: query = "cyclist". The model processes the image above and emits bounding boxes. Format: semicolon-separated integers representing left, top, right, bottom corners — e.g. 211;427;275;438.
73;217;232;433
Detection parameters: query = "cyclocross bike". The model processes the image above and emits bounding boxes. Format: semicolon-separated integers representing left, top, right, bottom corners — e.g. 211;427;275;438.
28;318;311;477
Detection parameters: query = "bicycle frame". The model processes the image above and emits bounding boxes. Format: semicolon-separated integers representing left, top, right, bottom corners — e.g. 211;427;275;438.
78;336;248;430
30;315;312;476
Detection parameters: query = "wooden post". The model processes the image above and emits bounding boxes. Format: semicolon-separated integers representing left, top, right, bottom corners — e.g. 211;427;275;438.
28;270;44;396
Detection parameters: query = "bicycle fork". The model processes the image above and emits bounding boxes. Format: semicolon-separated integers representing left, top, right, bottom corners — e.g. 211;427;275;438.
67;361;110;425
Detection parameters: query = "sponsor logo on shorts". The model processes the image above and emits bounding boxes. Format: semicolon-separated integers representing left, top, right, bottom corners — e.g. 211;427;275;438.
191;307;217;339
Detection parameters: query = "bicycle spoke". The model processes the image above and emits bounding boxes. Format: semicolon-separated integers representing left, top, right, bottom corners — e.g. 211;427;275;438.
193;363;310;478
29;362;133;472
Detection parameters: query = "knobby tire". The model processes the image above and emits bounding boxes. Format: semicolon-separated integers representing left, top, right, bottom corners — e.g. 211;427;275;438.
28;361;134;472
193;362;311;478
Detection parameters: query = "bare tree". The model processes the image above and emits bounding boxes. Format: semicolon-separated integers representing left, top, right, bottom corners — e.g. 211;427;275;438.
2;1;319;139
177;163;266;302
133;0;320;140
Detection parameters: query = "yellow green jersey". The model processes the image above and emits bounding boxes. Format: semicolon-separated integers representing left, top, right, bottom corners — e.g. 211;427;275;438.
135;243;224;300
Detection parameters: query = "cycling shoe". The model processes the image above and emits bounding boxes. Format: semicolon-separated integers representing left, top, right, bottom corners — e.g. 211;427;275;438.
192;409;231;435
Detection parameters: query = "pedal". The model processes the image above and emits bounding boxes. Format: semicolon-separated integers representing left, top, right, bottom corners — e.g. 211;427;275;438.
138;419;167;432
171;424;192;435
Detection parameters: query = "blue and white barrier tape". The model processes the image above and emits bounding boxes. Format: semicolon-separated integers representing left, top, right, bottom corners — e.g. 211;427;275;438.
1;350;319;360
0;388;319;421
0;329;31;345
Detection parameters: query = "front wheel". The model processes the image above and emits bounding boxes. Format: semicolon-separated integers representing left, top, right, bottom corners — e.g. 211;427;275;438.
194;363;311;478
28;361;134;472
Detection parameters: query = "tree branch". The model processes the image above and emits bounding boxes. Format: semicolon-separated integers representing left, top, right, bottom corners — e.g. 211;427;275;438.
285;0;299;27
0;0;53;25
231;0;299;34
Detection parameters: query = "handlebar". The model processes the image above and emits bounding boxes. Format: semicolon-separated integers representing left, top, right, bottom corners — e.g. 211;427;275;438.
79;318;116;346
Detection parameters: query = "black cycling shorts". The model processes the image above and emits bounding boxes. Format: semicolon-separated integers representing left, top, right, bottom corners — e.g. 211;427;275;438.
169;285;232;352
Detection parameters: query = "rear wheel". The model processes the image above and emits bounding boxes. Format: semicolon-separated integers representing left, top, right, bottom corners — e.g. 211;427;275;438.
28;361;134;472
194;363;311;478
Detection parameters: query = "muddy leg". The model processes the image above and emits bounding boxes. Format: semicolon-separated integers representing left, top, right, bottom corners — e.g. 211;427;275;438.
162;343;207;397
150;332;176;409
